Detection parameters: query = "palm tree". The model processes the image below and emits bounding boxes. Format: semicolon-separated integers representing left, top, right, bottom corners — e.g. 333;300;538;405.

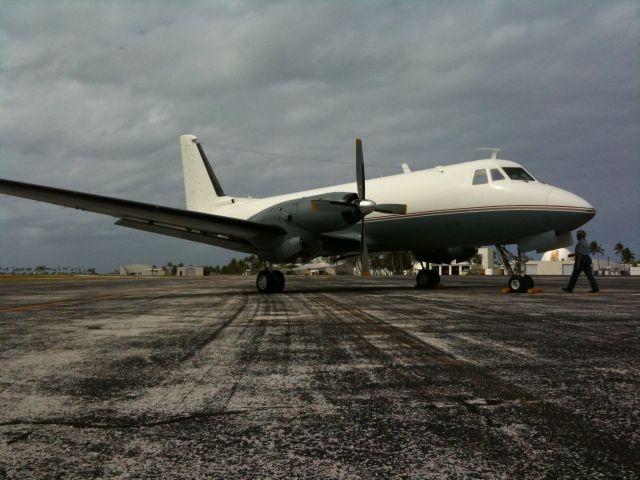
621;247;636;265
614;243;625;261
589;241;604;269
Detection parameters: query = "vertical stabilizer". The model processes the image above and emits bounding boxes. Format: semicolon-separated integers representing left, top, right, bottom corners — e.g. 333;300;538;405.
180;135;227;212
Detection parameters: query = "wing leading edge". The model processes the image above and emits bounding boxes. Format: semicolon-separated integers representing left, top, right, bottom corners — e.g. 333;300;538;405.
0;178;285;252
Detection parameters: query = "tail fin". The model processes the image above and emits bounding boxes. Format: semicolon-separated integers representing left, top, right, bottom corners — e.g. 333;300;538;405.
180;134;228;212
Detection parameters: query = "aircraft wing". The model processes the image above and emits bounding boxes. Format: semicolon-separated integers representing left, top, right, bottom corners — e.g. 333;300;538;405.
0;178;285;251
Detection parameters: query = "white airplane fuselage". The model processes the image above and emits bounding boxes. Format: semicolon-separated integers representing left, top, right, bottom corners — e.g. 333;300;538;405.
191;158;594;257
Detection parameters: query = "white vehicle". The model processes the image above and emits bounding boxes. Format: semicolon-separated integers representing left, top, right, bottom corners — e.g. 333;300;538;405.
0;135;594;293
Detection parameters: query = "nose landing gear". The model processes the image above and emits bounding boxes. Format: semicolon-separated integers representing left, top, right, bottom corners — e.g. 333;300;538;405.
507;274;534;293
496;245;534;293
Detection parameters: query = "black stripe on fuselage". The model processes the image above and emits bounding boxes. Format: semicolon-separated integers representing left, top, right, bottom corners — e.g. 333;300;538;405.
366;205;595;223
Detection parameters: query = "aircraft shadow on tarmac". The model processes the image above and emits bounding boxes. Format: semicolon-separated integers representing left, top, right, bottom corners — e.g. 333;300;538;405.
210;283;499;295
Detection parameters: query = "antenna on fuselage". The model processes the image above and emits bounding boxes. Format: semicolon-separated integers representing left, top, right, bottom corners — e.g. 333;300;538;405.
477;147;501;159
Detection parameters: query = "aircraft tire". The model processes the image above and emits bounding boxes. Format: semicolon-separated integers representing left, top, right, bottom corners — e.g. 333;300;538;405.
508;275;527;293
416;270;430;289
273;270;285;293
256;270;276;293
524;275;534;290
417;269;439;289
428;269;440;286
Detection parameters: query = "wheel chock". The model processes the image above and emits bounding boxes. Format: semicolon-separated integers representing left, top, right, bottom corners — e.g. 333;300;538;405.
500;287;511;294
527;288;543;294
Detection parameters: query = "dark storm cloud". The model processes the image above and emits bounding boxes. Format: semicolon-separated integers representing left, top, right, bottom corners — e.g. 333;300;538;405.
1;1;638;271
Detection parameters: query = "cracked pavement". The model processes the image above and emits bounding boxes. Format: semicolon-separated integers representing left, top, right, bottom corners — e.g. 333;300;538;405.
1;275;639;479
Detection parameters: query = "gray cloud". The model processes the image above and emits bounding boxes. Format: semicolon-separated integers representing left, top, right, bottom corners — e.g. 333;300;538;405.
1;1;638;271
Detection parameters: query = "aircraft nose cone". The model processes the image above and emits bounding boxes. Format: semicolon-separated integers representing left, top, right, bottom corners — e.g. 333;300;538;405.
547;187;595;231
547;187;594;211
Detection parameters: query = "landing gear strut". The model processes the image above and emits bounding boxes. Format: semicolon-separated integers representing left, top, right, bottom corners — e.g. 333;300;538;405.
256;264;285;294
495;245;534;293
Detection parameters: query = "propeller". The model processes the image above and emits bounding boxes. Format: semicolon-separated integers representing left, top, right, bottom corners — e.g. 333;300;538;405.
311;138;407;276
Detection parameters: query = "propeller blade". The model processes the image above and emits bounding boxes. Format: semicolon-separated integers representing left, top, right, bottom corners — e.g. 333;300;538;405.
356;138;365;200
374;203;408;215
360;219;371;276
310;199;355;211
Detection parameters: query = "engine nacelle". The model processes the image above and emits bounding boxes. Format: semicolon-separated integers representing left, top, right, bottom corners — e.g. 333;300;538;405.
250;192;360;235
413;247;478;265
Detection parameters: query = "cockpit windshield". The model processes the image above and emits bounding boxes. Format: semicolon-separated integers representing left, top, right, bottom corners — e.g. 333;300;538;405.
490;168;505;181
502;167;535;182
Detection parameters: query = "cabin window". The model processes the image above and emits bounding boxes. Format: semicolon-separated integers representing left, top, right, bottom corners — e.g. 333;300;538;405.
490;168;505;181
472;169;488;185
502;167;535;182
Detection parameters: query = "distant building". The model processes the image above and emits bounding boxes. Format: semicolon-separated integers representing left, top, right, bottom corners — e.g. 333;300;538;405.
292;261;336;276
119;264;167;276
526;248;625;276
411;247;495;276
291;259;354;276
414;261;472;276
176;266;204;277
591;258;626;276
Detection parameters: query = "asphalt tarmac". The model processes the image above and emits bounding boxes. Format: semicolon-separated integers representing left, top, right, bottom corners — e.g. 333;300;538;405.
1;274;639;479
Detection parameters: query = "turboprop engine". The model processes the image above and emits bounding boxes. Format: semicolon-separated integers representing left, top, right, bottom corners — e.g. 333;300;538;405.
248;192;362;262
250;192;362;235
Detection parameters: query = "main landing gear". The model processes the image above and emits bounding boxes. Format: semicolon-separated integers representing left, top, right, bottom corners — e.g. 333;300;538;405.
495;245;534;293
256;269;285;294
416;266;440;289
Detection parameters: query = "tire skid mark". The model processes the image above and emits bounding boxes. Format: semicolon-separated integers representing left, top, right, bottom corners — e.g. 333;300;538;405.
399;297;628;350
0;404;307;431
136;292;256;417
174;293;249;364
320;293;640;471
304;294;527;467
220;292;291;411
1;284;195;313
454;334;542;361
317;294;527;402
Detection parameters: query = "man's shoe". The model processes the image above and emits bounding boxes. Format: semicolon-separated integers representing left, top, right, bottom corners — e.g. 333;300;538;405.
562;288;572;293
589;289;599;293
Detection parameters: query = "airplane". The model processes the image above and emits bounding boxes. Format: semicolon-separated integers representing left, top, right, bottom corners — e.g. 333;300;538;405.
0;135;595;293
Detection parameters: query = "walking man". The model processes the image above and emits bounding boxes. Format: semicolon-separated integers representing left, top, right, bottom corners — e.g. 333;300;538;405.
563;230;599;293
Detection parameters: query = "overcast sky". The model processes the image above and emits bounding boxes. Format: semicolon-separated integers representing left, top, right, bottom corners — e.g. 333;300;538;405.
1;1;638;272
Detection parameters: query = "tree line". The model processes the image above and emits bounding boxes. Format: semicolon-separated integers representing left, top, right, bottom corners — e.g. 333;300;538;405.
0;266;96;275
589;242;636;265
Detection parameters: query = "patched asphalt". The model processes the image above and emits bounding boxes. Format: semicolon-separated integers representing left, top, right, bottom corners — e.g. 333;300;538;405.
1;274;639;479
